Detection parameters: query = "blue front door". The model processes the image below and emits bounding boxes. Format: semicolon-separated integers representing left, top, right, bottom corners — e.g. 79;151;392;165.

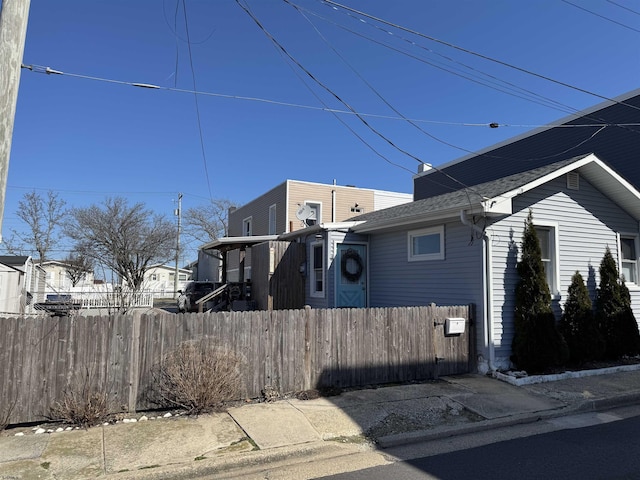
336;244;367;308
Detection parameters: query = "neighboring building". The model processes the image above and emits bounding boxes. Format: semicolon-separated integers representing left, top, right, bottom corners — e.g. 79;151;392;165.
143;264;192;297
228;179;412;237
284;154;640;373
413;89;640;200
191;250;223;283
39;260;95;294
223;180;412;282
0;256;46;315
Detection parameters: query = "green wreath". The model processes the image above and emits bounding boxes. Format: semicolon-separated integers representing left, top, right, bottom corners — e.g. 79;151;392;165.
341;248;363;282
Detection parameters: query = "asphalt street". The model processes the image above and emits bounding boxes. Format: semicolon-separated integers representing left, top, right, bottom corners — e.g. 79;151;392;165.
317;410;640;480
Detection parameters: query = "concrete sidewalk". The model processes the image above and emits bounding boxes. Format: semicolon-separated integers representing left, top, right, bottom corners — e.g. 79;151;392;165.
2;367;640;480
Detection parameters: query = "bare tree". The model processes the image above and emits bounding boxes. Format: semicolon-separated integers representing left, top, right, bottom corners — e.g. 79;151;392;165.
183;199;235;245
5;190;67;262
66;197;175;299
63;252;94;287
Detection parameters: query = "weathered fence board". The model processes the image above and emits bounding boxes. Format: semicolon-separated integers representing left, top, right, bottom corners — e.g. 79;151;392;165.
0;304;472;425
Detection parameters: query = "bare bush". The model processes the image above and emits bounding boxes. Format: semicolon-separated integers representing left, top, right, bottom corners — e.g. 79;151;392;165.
1;399;17;431
49;369;111;428
155;340;243;415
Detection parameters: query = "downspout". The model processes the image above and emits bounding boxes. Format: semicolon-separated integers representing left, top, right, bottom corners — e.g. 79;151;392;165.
332;189;336;223
460;210;496;373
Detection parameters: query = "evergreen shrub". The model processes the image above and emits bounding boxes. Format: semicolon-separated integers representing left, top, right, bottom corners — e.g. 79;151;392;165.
511;211;568;373
595;247;640;359
558;271;604;364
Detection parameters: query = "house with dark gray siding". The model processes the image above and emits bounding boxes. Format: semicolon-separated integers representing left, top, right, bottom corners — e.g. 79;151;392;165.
414;89;640;200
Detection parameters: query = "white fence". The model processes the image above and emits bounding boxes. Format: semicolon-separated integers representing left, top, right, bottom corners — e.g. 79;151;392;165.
77;291;154;309
46;289;154;309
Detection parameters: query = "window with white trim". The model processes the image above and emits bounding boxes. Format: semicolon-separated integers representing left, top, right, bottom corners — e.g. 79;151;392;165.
310;241;324;297
535;225;558;293
268;204;277;235
243;217;252;236
408;226;445;261
305;202;321;227
620;235;638;284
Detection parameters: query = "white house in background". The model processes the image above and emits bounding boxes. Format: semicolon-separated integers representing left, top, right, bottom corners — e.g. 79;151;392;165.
0;256;46;315
143;264;192;297
39;260;96;294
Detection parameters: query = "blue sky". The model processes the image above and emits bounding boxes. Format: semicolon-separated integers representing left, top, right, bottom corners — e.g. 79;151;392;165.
4;0;640;263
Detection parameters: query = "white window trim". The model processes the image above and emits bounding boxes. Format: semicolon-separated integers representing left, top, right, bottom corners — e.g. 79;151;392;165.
533;221;560;296
310;240;325;298
304;200;322;225
407;225;445;262
268;204;277;235
243;216;253;236
618;232;639;286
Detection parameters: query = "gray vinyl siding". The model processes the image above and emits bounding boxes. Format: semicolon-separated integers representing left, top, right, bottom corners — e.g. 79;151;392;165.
489;175;640;368
367;221;484;308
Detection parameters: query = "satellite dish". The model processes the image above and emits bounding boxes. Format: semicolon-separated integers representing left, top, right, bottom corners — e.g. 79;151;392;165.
296;204;313;221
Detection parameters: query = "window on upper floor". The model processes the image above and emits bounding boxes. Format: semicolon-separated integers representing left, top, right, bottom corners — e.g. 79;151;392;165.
310;241;324;297
620;235;638;284
305;202;321;227
243;217;253;236
269;204;277;235
408;226;445;261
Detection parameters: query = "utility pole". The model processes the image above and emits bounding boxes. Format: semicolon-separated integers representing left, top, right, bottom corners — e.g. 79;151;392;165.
0;0;31;242
173;193;182;298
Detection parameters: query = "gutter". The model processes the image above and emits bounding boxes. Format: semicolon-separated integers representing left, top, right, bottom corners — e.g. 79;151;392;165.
460;210;496;373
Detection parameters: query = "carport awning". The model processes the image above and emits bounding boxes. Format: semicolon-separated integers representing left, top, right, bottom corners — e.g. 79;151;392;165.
201;235;279;253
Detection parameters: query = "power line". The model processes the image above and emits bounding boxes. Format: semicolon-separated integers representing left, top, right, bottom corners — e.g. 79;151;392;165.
7;184;176;196
237;1;497;202
20;64;640;130
181;0;214;201
286;0;606;160
607;0;640;16
286;0;497;157
293;0;585;118
320;0;640;112
561;0;640;32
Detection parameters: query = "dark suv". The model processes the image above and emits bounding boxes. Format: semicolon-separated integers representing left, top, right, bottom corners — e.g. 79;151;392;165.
177;281;218;313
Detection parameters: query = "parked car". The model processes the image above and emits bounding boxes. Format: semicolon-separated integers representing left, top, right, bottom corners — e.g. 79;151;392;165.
177;281;219;313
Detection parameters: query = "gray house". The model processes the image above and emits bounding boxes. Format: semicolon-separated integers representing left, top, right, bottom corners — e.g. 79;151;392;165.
285;154;640;373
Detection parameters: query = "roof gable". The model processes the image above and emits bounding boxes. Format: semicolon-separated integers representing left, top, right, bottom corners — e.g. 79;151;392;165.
352;154;640;232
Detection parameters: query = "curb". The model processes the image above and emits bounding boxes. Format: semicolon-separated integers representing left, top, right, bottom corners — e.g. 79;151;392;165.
494;363;640;386
106;441;367;480
376;390;640;449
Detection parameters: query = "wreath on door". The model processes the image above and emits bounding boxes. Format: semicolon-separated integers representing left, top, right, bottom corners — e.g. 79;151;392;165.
341;248;363;282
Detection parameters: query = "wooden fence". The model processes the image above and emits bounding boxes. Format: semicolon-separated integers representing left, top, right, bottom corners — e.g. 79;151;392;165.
0;304;473;425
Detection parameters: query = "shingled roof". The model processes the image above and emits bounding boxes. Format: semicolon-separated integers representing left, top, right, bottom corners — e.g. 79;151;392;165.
351;156;585;227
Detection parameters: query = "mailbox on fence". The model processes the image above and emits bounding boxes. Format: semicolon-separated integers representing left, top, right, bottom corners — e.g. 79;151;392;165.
445;317;466;335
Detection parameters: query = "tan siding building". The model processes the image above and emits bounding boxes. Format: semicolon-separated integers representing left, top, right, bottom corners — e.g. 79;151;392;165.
229;180;411;237
224;180;411;282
